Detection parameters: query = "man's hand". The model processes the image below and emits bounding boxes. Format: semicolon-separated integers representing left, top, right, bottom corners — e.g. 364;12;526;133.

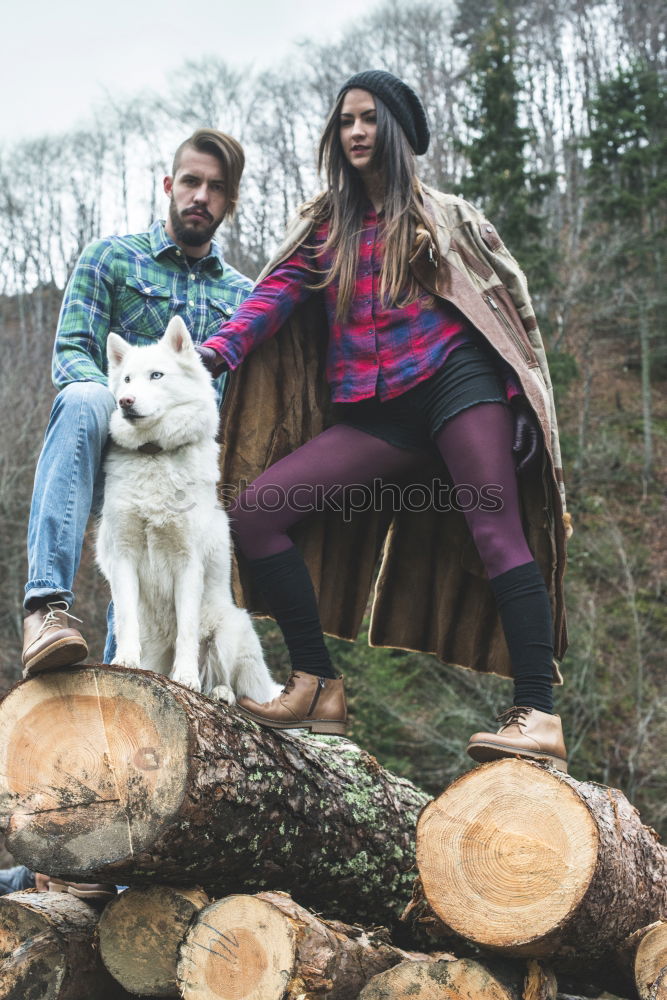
511;397;541;472
195;345;227;377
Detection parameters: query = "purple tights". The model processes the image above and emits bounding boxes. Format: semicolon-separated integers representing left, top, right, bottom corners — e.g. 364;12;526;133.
230;402;532;579
230;402;554;711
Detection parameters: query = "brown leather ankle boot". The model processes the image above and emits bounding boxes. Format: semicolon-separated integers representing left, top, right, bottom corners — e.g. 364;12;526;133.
22;601;88;679
236;671;347;735
466;706;567;772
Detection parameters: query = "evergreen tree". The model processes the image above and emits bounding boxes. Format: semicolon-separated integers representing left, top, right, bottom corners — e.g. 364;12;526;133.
583;63;667;491
457;3;555;292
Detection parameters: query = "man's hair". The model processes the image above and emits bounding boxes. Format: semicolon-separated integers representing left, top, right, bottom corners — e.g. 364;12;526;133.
171;129;245;218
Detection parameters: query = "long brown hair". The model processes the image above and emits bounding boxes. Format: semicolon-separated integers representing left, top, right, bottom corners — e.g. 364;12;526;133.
306;92;437;321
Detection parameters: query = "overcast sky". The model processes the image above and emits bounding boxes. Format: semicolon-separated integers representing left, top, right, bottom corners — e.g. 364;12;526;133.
2;0;368;142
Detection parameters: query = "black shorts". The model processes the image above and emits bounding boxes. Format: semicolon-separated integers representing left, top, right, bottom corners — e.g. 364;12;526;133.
332;342;508;452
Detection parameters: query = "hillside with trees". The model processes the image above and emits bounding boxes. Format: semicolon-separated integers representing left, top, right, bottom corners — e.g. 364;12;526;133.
0;0;665;841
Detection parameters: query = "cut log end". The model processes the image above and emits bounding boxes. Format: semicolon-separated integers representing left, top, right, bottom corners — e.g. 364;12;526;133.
648;968;667;1000
0;668;190;873
359;958;518;999
0;895;66;1000
416;759;599;953
178;895;297;1000
0;891;122;1000
98;885;209;996
635;924;667;1000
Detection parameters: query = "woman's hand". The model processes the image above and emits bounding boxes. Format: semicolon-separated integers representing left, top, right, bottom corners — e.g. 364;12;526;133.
195;345;228;377
511;398;541;472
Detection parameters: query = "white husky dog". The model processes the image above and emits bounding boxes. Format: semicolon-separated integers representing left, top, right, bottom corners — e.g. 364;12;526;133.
96;316;279;704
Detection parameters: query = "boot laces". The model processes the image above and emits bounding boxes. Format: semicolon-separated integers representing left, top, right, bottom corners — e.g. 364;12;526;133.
281;674;297;695
37;601;83;638
496;706;531;730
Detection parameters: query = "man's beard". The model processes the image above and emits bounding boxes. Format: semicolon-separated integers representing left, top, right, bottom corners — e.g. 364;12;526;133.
169;200;219;247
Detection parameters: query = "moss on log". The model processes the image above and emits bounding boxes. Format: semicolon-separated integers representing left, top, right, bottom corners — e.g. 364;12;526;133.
0;666;428;931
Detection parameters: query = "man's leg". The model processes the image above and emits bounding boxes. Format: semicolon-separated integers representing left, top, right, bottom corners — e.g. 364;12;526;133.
23;381;115;676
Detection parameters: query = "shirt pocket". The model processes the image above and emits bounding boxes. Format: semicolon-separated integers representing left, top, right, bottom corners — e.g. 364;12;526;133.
205;296;235;338
116;275;181;343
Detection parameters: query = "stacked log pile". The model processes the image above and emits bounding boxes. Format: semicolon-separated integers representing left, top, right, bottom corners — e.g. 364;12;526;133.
0;665;664;999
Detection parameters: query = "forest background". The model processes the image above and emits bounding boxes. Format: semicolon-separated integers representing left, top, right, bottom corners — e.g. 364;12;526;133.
0;0;665;834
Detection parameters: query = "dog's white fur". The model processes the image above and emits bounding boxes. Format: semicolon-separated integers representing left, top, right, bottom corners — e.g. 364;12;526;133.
96;317;280;704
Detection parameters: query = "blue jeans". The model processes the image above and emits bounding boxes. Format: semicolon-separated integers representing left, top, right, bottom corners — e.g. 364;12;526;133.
0;866;35;895
25;381;117;659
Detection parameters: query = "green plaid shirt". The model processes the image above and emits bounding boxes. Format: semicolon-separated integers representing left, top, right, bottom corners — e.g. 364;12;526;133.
52;220;253;404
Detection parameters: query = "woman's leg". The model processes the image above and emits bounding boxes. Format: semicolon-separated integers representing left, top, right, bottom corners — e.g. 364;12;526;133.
433;402;554;714
230;423;428;678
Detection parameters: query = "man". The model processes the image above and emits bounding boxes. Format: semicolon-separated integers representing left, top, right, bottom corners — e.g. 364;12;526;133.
22;128;252;675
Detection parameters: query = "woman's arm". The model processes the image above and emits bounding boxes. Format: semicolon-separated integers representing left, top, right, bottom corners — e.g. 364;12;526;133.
198;246;317;373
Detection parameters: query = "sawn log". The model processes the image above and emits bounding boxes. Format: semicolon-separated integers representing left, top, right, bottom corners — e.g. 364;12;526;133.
414;759;667;960
0;666;428;932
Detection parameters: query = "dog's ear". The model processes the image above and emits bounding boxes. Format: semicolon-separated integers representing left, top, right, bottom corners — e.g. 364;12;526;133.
107;333;131;368
163;316;193;354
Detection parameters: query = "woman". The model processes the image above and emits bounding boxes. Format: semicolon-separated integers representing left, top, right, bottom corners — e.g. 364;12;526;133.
197;70;571;771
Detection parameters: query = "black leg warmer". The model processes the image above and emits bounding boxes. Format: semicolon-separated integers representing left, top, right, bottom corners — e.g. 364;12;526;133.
490;560;555;714
245;546;337;679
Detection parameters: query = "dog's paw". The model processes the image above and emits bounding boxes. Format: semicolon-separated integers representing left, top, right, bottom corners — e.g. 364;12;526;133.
209;684;236;705
111;653;141;670
170;669;202;693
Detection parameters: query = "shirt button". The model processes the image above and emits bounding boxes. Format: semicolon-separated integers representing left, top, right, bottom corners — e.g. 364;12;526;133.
189;273;196;280
175;249;182;255
189;300;195;307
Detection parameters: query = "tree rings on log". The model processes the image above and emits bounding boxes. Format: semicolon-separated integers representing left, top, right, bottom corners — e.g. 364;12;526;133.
177;891;430;1000
98;886;209;996
178;895;300;1000
416;759;667;957
630;922;667;1000
0;890;122;1000
0;668;428;931
635;924;667;1000
0;668;190;873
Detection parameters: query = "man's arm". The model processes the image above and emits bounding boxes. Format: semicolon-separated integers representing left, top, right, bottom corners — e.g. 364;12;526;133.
52;240;117;389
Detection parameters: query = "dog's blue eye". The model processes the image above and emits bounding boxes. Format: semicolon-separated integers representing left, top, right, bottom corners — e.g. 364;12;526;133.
150;371;164;380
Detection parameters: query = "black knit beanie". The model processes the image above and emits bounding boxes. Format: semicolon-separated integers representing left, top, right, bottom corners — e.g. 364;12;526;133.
337;69;430;155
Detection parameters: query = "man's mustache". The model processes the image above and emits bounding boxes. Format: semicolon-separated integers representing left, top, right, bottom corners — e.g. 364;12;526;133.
183;209;213;222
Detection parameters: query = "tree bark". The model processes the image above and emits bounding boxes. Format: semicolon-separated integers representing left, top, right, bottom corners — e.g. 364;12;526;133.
177;890;445;1000
358;956;557;1000
415;759;667;959
0;890;130;1000
98;885;209;996
0;666;428;932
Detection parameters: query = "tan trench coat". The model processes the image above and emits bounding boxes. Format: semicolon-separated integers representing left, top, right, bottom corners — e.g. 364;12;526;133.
219;185;571;681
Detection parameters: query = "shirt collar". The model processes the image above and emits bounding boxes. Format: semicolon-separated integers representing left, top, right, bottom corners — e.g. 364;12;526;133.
150;220;225;275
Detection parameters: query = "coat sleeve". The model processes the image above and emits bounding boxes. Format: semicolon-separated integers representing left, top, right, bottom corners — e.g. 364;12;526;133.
466;212;555;398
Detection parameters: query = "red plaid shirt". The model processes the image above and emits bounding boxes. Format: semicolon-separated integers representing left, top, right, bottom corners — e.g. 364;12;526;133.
204;205;518;403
